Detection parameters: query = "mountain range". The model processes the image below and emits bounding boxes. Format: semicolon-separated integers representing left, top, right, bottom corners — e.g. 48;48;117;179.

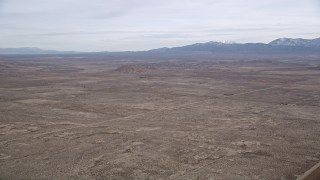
148;37;320;55
0;37;319;55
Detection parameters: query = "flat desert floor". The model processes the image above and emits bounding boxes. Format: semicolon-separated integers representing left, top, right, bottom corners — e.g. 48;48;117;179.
0;56;320;180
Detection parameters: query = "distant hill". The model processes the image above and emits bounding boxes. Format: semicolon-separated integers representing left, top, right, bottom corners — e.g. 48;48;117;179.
0;47;78;55
0;37;319;55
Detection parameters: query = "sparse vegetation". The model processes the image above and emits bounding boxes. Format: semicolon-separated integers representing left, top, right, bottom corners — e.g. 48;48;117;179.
0;55;319;179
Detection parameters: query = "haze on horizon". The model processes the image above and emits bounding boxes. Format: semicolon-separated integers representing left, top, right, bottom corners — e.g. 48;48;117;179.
0;0;319;52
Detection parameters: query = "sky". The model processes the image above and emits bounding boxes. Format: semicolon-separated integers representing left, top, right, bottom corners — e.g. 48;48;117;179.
0;0;319;51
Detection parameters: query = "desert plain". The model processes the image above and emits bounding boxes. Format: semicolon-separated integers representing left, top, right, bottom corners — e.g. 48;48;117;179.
0;55;320;179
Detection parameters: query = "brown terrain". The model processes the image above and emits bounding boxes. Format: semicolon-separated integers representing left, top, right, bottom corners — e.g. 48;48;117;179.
0;55;320;179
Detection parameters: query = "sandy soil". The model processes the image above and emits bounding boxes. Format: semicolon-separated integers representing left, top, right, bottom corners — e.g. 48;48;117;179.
0;56;320;180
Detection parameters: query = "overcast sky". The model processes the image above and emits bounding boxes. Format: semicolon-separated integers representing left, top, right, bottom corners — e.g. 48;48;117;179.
0;0;319;51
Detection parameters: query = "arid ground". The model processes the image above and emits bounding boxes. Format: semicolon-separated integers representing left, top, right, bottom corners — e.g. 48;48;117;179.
0;55;320;180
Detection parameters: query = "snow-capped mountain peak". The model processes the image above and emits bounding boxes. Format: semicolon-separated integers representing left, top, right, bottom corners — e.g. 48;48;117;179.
203;40;238;45
268;37;320;47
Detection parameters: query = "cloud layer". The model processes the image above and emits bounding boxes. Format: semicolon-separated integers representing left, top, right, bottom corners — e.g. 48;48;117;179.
0;0;319;51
